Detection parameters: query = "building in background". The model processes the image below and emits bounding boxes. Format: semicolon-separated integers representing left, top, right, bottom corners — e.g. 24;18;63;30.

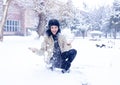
3;1;26;36
0;0;36;36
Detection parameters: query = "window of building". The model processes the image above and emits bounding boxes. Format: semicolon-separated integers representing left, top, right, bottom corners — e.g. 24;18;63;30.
4;20;20;32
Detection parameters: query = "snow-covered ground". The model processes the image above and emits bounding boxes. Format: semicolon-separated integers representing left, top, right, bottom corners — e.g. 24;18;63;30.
0;35;120;85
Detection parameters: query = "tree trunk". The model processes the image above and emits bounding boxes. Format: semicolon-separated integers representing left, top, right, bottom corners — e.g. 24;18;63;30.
113;27;117;39
0;0;12;41
36;12;46;38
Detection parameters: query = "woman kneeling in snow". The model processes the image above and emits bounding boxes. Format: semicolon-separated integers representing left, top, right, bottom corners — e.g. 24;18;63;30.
29;19;77;73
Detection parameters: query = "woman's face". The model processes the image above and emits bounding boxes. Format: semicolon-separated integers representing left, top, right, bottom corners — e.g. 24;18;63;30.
50;25;59;35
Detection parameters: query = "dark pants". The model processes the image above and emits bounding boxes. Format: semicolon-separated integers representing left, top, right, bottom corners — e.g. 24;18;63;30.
61;49;77;70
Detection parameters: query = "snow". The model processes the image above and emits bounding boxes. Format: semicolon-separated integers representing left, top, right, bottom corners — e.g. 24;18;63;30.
0;35;120;85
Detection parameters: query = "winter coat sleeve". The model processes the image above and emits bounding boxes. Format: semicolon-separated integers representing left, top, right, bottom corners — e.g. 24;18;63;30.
35;36;47;56
35;36;53;64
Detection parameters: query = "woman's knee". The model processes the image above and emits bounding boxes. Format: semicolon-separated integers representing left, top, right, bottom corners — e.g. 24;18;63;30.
69;49;77;56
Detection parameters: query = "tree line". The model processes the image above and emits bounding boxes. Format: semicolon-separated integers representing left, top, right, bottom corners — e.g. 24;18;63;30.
0;0;120;41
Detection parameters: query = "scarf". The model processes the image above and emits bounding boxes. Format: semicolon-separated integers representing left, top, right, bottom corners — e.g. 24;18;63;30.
51;35;62;68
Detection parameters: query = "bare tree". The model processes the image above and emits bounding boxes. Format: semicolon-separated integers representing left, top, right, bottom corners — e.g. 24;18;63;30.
58;0;74;28
36;12;46;37
33;0;46;37
32;0;65;37
0;0;12;41
34;0;63;37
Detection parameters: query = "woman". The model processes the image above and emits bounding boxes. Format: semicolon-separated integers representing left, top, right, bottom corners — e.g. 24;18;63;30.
29;19;77;73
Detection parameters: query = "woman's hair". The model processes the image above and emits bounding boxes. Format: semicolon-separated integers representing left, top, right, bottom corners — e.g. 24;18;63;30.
46;19;61;36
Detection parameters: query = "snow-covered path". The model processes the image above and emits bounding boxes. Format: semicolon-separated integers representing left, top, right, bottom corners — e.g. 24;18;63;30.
0;36;120;85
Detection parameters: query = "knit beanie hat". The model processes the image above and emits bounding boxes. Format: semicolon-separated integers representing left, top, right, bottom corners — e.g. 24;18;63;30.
48;19;60;29
46;19;61;36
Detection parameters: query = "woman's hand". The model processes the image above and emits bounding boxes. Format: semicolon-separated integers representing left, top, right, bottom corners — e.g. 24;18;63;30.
28;47;38;53
67;43;71;46
66;37;75;45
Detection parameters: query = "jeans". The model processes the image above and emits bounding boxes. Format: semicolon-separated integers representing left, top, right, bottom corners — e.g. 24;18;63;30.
61;49;77;70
